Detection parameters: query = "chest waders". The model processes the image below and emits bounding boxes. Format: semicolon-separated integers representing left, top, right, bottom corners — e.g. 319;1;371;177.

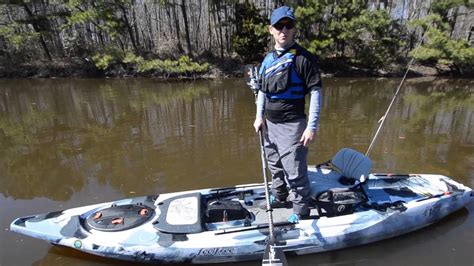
259;49;311;217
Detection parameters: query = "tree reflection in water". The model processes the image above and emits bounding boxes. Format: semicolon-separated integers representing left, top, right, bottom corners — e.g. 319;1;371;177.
0;78;472;201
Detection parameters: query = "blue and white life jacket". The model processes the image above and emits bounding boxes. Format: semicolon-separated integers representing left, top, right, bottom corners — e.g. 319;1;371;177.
259;49;305;100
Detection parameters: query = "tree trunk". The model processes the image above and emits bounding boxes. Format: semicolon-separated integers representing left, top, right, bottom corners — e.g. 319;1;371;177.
170;1;184;54
179;0;192;55
131;1;141;50
164;4;174;49
449;6;459;38
208;0;213;51
21;3;53;61
223;1;230;53
118;2;139;53
144;3;154;51
213;2;224;58
195;2;203;51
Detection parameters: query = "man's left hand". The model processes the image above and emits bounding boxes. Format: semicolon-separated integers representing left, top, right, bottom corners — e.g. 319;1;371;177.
300;129;315;147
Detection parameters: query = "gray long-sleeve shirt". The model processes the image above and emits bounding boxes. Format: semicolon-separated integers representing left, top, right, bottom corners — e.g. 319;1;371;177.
256;88;321;131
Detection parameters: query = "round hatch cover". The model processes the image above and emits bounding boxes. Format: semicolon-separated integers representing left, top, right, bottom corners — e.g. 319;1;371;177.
84;204;155;232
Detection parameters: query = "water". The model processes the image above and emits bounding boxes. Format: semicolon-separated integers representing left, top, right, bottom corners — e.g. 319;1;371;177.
0;77;473;266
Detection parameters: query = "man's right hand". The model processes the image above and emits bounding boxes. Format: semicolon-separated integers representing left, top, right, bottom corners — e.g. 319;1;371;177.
253;117;264;132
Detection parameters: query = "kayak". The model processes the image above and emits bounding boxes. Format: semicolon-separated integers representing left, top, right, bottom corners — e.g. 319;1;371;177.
10;148;474;264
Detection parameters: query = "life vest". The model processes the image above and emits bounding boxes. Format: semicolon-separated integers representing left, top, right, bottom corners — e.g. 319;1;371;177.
259;49;305;100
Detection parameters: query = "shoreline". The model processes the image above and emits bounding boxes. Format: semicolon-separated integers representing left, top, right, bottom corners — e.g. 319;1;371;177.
0;59;471;79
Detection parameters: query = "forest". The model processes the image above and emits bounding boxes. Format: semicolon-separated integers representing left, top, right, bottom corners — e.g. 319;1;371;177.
0;0;473;78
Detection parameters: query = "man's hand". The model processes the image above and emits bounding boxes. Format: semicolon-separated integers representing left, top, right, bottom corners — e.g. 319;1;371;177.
300;129;315;147
253;117;264;132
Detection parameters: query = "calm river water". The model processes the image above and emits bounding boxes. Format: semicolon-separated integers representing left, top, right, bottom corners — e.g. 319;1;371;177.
0;78;473;266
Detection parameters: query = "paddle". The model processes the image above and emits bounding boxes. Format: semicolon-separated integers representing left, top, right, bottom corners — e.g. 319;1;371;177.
258;128;288;266
247;66;288;265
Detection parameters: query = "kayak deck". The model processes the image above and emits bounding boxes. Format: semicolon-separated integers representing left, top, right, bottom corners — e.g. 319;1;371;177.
10;166;474;264
153;168;471;234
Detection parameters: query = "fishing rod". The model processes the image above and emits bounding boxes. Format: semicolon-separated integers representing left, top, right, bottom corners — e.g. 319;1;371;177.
365;57;415;157
365;32;426;157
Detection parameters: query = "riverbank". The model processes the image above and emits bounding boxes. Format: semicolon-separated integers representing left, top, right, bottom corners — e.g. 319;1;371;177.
0;58;471;79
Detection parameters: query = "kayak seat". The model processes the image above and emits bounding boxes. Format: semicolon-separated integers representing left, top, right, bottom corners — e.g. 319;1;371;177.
308;148;372;198
308;148;372;217
331;148;372;184
154;193;205;234
308;167;348;199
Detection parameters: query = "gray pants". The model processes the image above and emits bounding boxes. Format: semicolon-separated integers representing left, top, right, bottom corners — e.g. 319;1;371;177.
264;118;310;216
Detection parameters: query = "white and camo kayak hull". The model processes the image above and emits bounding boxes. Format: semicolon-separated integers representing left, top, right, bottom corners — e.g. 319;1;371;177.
10;169;474;264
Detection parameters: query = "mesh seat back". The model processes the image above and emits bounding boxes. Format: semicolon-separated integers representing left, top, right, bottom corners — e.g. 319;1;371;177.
331;148;372;182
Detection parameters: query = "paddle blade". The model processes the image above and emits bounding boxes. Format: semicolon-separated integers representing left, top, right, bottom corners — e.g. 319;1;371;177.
262;243;288;266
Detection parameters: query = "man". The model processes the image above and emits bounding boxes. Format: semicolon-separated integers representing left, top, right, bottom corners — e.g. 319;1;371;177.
253;6;322;223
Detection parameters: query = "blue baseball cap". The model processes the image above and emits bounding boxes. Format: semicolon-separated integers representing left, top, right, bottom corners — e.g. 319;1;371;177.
270;6;295;25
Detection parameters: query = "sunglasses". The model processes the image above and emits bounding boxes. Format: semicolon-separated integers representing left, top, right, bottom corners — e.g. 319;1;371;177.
273;21;295;31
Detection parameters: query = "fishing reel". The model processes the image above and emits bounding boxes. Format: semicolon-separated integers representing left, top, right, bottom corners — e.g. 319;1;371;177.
246;66;261;96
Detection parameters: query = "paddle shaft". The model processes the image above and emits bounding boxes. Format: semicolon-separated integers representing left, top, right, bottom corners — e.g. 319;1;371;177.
258;128;276;243
215;221;292;235
250;68;276;243
250;69;288;266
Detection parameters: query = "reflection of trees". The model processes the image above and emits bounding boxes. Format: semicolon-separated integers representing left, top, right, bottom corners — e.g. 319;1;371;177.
0;78;472;201
382;80;473;181
362;79;473;182
316;78;401;159
314;78;473;184
0;79;223;200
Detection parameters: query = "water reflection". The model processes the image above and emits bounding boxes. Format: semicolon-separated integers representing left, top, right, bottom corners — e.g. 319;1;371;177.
0;78;473;199
0;77;473;265
0;79;226;200
317;78;473;183
0;79;474;197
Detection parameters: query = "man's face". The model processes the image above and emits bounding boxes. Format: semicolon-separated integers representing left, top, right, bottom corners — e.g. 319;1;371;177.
269;18;295;49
